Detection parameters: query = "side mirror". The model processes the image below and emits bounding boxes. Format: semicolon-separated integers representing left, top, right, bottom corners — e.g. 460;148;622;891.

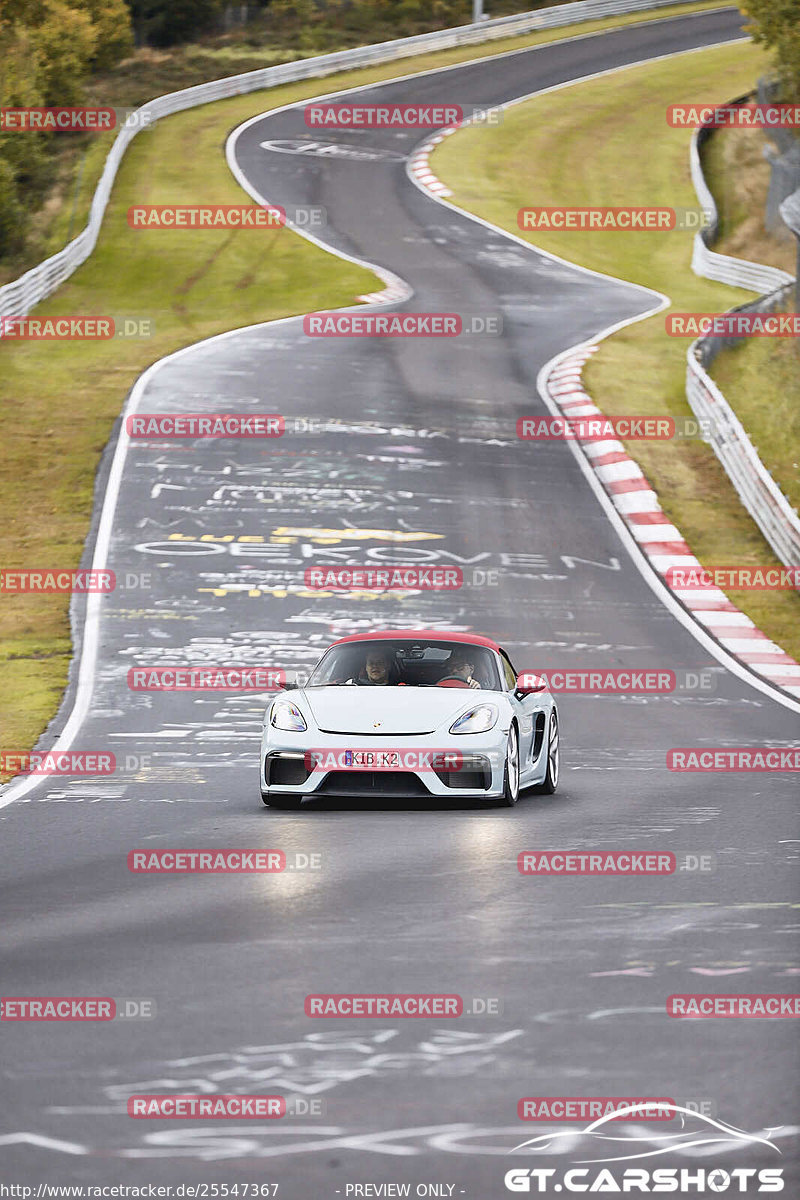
515;672;549;697
276;670;308;691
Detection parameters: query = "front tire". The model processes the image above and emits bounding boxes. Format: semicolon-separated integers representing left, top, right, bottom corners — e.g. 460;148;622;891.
536;710;559;794
498;726;520;807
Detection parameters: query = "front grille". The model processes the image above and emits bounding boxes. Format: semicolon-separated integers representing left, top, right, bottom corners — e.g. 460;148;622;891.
315;771;430;797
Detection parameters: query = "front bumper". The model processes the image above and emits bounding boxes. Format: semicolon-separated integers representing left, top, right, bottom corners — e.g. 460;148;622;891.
260;727;509;799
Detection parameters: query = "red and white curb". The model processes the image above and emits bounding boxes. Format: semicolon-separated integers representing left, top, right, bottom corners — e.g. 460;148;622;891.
356;279;412;304
543;349;800;700
408;128;455;197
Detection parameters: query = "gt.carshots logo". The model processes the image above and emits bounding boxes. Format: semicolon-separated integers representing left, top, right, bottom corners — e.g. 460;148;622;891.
503;1168;784;1192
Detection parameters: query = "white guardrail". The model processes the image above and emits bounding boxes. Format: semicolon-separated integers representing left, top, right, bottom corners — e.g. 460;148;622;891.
686;351;800;566
687;101;800;572
0;0;689;320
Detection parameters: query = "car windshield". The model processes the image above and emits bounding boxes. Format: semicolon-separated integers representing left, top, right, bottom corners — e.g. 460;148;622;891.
306;639;502;690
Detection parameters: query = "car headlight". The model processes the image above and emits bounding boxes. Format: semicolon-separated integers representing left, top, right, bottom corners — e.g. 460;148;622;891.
449;704;498;735
270;700;307;732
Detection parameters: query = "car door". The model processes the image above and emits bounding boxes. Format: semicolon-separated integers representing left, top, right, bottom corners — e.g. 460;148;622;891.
499;648;537;772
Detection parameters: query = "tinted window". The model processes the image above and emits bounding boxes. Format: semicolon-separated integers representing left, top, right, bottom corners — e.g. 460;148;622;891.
307;640;502;690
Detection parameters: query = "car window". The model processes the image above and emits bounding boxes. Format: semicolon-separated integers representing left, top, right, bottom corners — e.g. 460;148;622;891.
307;640;502;689
499;651;517;690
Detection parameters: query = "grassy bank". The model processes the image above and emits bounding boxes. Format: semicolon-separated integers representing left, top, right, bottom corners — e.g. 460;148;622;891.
432;39;800;662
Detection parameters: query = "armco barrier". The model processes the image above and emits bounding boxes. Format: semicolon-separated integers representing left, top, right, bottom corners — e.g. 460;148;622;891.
689;96;793;294
687;100;800;576
0;0;688;322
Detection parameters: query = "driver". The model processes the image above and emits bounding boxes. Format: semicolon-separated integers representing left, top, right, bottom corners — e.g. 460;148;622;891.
443;652;481;689
356;650;395;686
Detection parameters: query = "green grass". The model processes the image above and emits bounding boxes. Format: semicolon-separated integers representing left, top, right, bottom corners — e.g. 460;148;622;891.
710;329;800;513
433;39;800;664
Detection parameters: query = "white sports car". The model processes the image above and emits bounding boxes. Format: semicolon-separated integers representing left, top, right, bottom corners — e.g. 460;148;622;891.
260;630;559;808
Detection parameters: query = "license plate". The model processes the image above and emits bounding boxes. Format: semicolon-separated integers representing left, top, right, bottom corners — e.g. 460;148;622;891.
348;750;399;768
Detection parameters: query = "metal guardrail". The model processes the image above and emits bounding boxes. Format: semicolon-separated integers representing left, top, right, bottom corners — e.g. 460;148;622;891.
686;101;800;573
0;0;688;321
689;96;794;294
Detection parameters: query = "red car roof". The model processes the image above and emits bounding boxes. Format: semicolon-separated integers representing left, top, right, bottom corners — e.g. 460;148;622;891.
330;630;502;651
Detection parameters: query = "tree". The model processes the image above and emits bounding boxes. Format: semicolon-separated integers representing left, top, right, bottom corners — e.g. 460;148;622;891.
740;0;800;102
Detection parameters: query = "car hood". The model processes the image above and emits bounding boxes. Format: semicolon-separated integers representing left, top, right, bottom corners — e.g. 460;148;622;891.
301;686;491;735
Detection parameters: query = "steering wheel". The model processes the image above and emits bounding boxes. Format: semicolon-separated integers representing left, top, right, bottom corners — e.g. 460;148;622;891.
436;676;471;688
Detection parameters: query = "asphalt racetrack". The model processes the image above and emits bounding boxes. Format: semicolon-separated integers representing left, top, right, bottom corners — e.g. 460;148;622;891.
2;7;799;1195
